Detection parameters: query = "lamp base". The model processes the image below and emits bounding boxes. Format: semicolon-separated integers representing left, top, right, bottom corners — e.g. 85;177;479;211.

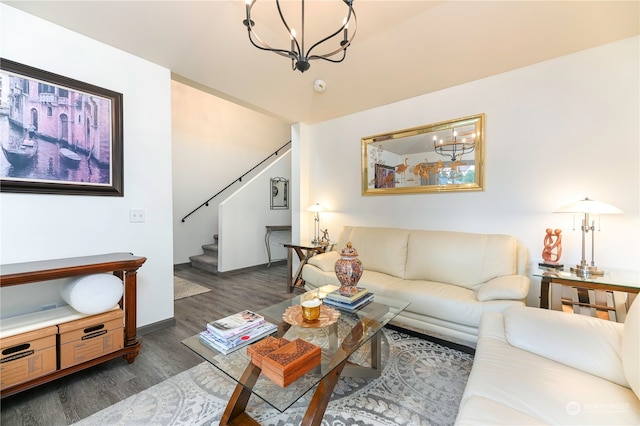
570;264;605;277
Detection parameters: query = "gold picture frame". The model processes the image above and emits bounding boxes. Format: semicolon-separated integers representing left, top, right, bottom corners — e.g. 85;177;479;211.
362;114;485;195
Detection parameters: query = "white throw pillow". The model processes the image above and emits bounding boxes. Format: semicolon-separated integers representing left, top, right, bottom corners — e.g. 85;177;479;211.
60;273;123;315
622;299;640;398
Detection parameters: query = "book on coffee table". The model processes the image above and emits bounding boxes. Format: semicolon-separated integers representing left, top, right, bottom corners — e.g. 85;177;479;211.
325;287;369;303
323;292;374;312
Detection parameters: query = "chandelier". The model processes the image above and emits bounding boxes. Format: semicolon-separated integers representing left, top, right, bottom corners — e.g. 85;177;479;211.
243;0;357;73
433;129;476;161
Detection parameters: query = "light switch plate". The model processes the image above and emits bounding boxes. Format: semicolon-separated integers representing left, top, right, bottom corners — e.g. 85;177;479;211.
129;209;146;223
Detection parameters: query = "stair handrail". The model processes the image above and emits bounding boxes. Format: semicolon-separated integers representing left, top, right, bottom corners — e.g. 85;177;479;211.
181;140;291;222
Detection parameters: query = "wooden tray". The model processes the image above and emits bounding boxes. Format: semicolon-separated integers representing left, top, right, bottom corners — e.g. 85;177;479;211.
282;305;340;328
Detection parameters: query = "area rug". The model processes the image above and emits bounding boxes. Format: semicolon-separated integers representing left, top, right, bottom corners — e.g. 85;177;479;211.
174;276;211;300
73;328;474;426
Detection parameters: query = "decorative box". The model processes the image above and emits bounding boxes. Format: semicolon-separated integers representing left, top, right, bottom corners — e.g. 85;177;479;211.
261;338;321;387
246;336;290;368
58;309;124;369
0;325;58;391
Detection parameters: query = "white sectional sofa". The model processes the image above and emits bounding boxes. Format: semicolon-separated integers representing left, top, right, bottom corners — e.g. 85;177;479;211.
302;226;530;347
455;300;640;425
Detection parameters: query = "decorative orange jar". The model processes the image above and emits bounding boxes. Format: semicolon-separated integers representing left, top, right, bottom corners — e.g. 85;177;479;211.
334;242;363;296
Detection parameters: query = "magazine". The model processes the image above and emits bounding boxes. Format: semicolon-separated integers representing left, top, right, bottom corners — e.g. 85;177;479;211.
199;321;277;355
206;310;265;339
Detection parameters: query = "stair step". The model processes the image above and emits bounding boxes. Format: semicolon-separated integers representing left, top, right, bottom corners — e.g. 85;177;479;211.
202;243;218;257
189;254;218;274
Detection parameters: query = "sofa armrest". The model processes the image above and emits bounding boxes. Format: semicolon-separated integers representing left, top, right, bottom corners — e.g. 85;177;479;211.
476;275;529;301
503;306;628;387
306;251;340;272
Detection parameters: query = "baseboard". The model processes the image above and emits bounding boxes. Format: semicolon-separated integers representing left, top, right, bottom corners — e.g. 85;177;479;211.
217;260;286;276
137;317;176;336
385;323;476;355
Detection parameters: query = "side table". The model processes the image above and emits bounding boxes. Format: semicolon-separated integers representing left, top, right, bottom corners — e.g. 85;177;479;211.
284;243;333;293
534;266;639;322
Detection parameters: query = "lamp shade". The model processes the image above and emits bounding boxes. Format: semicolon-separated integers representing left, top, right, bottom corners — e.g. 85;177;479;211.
307;203;326;213
554;197;623;215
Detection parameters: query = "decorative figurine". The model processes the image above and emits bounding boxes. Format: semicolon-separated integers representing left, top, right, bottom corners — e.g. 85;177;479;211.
319;229;330;247
540;228;563;268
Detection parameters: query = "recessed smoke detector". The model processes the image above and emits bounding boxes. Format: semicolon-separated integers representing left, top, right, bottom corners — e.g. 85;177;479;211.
313;79;326;92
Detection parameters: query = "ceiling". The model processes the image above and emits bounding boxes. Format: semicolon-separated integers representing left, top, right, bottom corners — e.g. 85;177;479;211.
5;1;638;124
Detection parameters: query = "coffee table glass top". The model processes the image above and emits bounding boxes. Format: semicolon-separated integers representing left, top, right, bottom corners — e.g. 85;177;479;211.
182;287;409;412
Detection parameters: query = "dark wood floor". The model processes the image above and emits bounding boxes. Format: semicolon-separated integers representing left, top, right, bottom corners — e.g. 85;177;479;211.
0;263;295;426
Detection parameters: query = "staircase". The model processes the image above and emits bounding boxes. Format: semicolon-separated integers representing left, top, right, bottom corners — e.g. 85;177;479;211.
189;234;218;274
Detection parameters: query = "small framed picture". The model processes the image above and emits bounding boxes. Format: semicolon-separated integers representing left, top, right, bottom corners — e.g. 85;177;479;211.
374;164;395;188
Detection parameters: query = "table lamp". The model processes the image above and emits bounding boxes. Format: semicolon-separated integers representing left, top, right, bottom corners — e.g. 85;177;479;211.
554;197;622;276
307;203;326;245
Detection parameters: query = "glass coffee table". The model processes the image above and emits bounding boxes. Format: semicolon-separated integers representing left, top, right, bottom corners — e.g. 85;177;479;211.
182;287;409;425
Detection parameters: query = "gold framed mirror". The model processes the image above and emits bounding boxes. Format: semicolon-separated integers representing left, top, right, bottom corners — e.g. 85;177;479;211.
361;113;485;195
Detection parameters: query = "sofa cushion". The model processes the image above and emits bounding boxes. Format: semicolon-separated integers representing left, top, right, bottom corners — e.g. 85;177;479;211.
404;230;517;289
476;275;529;301
383;280;523;328
337;226;409;279
456;395;544;425
503;306;628;387
622;299;640;398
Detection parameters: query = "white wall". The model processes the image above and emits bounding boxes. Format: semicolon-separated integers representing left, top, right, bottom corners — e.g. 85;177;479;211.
218;151;291;272
171;80;291;264
0;5;174;327
303;36;640;307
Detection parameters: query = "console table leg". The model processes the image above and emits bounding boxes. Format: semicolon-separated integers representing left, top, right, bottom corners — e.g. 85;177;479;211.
540;276;551;309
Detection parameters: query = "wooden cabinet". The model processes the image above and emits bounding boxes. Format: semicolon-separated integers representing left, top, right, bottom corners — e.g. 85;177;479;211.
0;252;146;398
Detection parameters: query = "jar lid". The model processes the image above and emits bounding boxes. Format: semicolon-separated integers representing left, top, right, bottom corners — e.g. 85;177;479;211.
340;242;359;257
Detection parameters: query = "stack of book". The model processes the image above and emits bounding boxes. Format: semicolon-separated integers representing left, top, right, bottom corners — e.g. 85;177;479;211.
322;287;374;312
199;310;277;355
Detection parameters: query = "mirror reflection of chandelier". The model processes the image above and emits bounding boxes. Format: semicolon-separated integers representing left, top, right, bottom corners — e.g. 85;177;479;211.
243;0;357;73
433;128;476;161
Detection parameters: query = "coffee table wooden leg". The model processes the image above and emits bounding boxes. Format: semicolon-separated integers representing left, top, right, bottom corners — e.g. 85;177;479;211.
220;363;261;425
302;321;366;425
301;357;349;426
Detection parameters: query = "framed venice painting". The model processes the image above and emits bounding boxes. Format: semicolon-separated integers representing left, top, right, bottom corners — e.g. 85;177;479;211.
0;59;123;196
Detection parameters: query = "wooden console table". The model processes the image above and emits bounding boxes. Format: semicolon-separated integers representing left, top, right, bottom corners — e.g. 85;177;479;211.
283;243;332;293
0;252;146;398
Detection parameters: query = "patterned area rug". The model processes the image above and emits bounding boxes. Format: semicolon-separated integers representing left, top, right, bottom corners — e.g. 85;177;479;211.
174;276;211;300
74;328;474;426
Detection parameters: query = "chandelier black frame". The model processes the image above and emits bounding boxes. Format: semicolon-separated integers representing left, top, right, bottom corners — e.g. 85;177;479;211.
243;0;357;73
433;129;476;162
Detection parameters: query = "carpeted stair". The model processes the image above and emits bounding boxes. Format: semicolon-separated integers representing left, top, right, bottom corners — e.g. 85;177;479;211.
189;234;218;274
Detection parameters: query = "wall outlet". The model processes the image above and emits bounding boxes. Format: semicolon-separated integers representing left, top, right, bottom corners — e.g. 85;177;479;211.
42;303;57;311
129;209;146;223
